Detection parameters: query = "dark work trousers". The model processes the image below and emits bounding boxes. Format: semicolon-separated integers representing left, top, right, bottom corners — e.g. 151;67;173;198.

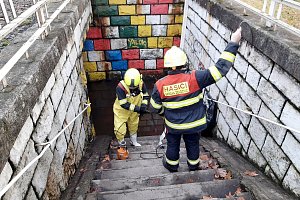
165;132;200;171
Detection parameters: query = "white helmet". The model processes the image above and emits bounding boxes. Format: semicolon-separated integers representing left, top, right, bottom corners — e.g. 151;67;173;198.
164;46;187;68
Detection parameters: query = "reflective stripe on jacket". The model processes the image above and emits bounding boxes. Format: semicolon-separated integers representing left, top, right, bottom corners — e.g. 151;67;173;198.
114;80;149;113
150;42;239;134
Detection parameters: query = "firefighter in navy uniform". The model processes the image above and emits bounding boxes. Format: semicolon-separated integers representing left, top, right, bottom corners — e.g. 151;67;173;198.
113;68;149;147
150;27;242;172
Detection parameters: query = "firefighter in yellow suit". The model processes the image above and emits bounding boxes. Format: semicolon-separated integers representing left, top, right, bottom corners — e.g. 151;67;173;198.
113;68;149;146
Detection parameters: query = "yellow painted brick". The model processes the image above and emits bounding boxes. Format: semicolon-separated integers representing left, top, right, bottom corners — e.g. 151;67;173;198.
158;37;173;48
148;37;158;48
119;5;136;15
109;0;126;4
89;72;106;81
175;15;183;23
83;62;97;72
138;25;151;37
82;52;88;62
131;16;145;25
167;24;182;36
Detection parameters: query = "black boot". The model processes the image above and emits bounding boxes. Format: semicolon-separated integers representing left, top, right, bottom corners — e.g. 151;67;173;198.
162;157;178;172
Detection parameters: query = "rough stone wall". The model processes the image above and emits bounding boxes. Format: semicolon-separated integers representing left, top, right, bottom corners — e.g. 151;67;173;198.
183;0;300;196
0;0;92;199
82;0;184;81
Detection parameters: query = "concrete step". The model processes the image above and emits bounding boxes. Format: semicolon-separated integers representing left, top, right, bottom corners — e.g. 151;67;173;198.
109;145;209;161
163;191;253;200
91;169;216;192
99;155;217;171
87;179;240;200
97;165;192;179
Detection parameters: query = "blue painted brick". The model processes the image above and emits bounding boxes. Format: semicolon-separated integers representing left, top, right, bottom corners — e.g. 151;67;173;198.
105;50;122;61
112;61;128;70
83;40;94;51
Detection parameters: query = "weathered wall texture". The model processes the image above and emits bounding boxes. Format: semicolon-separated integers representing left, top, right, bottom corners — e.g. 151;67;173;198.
0;0;92;199
183;0;300;196
82;0;184;81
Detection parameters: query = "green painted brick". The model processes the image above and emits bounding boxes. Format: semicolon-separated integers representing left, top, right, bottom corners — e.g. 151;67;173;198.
120;26;138;38
128;38;147;49
91;0;108;5
111;16;130;26
94;6;118;16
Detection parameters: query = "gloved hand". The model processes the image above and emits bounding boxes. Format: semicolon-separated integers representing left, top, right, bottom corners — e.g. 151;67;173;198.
231;27;242;44
139;105;149;115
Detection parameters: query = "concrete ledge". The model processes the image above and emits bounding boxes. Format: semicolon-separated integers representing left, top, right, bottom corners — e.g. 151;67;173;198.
196;0;300;81
0;0;90;172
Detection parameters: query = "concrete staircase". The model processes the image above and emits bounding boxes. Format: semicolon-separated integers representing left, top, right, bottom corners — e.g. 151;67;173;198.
85;136;253;200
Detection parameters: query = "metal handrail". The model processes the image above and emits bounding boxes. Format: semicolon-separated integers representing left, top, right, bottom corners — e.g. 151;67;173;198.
0;0;72;88
233;0;300;36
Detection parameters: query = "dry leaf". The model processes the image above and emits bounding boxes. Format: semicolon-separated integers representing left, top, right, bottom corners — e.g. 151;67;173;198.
214;168;227;179
225;192;233;198
203;195;213;199
103;154;110;161
225;170;232;180
200;154;209;160
244;170;259;177
235;187;242;195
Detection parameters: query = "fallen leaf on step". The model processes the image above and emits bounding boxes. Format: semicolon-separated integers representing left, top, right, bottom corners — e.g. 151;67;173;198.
203;195;213;199
225;192;233;198
244;170;259;177
200;154;209;160
235;187;242;195
224;170;232;180
214;168;227;179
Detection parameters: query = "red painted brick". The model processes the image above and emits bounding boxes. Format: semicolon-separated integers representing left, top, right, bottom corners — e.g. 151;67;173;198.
87;27;102;39
128;60;145;69
151;4;169;14
173;37;181;47
94;39;111;51
144;0;158;4
157;59;164;69
159;0;173;3
164;48;170;56
122;49;140;60
140;69;163;75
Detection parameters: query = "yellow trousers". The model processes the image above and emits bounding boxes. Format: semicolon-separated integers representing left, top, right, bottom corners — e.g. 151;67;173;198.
113;94;142;142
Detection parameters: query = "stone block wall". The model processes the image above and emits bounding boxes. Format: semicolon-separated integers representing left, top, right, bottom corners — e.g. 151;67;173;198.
0;0;92;199
83;0;185;80
183;0;300;196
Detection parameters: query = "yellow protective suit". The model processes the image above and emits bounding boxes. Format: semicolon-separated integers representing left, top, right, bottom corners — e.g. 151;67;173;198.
113;80;148;142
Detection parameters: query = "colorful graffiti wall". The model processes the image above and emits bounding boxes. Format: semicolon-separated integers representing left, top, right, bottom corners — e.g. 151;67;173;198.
83;0;184;81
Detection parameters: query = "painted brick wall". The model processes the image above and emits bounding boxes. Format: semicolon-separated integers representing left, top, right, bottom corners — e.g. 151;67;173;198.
83;0;185;81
